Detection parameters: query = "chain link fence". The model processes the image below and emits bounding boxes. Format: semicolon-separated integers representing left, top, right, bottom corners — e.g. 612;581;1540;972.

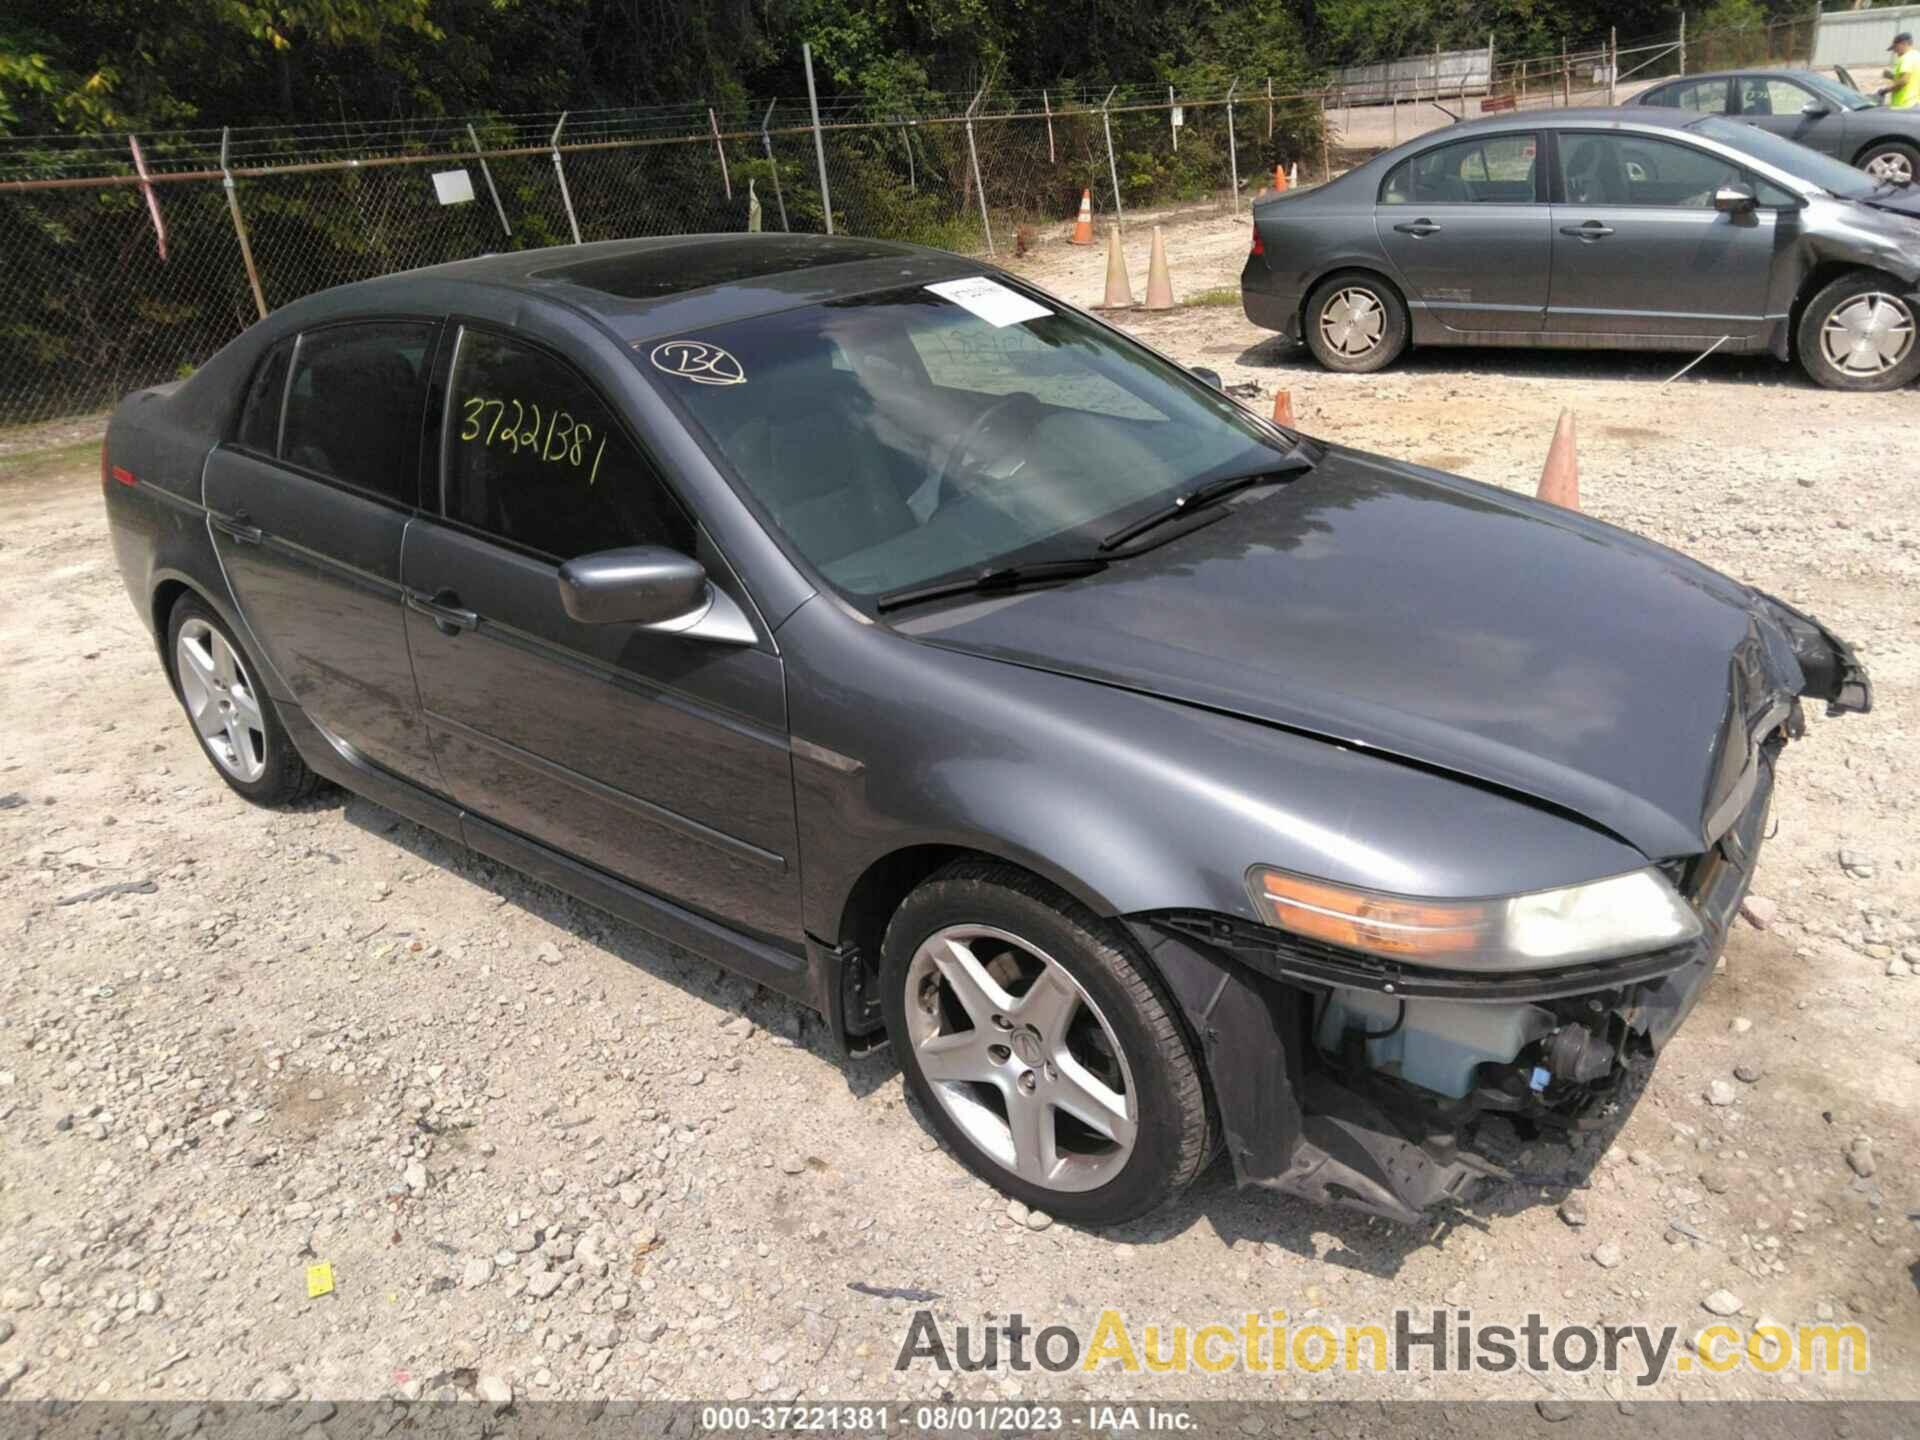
0;81;1345;430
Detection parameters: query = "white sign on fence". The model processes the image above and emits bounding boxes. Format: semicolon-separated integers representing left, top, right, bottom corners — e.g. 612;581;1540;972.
1171;106;1184;127
432;169;476;206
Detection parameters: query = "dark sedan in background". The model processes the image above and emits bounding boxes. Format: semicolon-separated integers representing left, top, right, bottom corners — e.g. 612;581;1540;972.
106;235;1868;1227
1242;108;1920;390
1634;67;1920;185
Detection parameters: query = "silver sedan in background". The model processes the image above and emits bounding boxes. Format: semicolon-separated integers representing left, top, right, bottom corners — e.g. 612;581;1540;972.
1241;108;1920;390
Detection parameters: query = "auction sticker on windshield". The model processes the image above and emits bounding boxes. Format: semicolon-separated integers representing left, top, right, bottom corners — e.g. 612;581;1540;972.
925;276;1052;327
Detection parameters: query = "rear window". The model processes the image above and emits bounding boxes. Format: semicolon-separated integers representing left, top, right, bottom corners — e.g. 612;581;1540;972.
280;321;437;504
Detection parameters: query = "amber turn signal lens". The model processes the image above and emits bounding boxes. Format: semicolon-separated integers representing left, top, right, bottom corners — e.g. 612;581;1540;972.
1247;868;1493;958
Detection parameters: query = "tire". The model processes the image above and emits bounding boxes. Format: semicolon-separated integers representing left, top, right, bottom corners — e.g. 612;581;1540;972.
1302;271;1410;374
166;592;322;806
880;859;1212;1226
1855;139;1919;188
1794;271;1920;392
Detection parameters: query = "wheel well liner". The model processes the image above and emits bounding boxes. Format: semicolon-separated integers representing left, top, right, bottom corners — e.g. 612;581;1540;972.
1851;135;1920;166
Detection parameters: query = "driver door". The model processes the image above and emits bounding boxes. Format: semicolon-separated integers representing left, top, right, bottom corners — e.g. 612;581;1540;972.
401;323;804;944
1546;130;1780;342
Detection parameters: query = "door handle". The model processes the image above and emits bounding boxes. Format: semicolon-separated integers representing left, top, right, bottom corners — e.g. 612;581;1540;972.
1559;223;1615;240
405;588;481;636
210;513;263;545
1393;220;1443;237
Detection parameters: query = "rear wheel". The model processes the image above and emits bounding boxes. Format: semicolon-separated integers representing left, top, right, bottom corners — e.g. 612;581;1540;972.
881;861;1211;1226
1303;272;1409;374
1795;272;1920;392
167;593;321;806
1856;140;1918;187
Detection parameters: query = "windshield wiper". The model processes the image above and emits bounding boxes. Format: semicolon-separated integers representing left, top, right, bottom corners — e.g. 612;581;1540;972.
1097;454;1314;553
875;556;1111;613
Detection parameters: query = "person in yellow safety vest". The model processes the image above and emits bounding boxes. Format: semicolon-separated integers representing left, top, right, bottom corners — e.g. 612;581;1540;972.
1881;33;1919;109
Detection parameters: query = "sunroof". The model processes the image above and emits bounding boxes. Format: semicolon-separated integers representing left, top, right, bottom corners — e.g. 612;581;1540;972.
534;236;905;300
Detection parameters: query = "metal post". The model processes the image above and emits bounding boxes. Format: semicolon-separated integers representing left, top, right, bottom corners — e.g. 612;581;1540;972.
1100;85;1124;231
760;100;789;232
1321;112;1331;182
1266;77;1273;140
550;113;582;245
962;82;994;256
1225;79;1240;213
803;43;833;235
1170;86;1178;152
1562;38;1571;106
1391;95;1399;144
901;120;915;193
1679;13;1687;76
709;108;732;202
467;123;512;240
1043;89;1055;165
1609;28;1618;104
1488;35;1496;99
219;128;268;321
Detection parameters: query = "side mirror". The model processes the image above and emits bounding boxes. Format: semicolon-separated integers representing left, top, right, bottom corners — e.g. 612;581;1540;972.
1191;366;1225;391
558;546;709;627
1800;100;1830;117
1713;183;1758;214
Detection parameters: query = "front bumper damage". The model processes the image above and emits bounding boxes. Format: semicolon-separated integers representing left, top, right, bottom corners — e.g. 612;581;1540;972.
1133;747;1779;1226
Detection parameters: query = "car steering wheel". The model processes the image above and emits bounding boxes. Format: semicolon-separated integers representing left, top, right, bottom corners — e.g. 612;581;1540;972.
932;392;1044;506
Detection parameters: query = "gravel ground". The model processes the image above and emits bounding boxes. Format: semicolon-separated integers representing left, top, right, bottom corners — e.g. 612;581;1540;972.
0;214;1916;1408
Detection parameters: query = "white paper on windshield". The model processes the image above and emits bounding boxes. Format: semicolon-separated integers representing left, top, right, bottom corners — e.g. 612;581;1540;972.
925;276;1051;328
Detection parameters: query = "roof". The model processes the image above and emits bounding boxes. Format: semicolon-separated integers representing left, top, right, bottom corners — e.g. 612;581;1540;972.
1634;66;1830;86
296;233;985;345
1412;106;1706;140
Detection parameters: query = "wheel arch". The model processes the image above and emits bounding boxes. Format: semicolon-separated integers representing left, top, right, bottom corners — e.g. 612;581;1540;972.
1296;264;1413;345
1850;134;1920;167
1789;261;1915;359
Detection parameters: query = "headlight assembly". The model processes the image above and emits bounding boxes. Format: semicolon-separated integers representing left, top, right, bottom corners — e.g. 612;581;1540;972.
1245;865;1702;973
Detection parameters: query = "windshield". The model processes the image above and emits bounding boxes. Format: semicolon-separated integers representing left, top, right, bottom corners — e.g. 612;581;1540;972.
1798;71;1876;111
1691;115;1879;198
645;279;1290;599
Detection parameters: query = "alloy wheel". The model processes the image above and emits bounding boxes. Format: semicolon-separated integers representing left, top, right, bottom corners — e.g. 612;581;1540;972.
1319;287;1386;359
175;619;268;784
1863;151;1915;185
1820;293;1916;378
904;924;1137;1193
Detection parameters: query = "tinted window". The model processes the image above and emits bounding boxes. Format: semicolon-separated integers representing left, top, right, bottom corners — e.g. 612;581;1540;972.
1642;79;1730;112
652;281;1291;599
1740;77;1816;116
281;321;435;502
233;339;292;454
1561;133;1745;208
443;328;693;562
1381;134;1538;204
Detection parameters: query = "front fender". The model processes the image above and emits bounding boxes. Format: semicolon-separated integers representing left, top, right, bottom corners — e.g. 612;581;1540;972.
780;595;1652;948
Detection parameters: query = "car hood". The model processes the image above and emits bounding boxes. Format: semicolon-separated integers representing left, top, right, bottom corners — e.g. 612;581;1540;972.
895;450;1844;863
1858;184;1920;225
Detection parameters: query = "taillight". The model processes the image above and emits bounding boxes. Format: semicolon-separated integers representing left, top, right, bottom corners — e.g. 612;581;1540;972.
1250;228;1264;257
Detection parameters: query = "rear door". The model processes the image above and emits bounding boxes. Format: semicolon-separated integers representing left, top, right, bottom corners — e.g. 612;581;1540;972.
202;319;443;782
1374;130;1550;332
1546;130;1780;341
401;323;803;944
1733;75;1847;158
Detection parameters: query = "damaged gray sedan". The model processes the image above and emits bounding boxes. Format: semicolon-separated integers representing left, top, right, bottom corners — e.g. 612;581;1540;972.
104;236;1870;1227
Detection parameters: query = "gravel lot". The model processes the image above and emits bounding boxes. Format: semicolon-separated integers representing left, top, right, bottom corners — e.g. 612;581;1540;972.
1;213;1916;1409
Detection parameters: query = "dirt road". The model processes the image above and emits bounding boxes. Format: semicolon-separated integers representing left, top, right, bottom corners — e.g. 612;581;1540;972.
0;214;1915;1408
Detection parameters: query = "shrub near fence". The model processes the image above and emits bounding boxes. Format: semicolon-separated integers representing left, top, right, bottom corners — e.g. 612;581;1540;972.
0;82;1331;430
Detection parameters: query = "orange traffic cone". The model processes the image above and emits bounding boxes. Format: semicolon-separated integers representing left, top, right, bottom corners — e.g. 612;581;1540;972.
1068;189;1094;245
1272;389;1296;428
1144;227;1174;310
1537;410;1579;510
1095;226;1133;309
1272;164;1288;194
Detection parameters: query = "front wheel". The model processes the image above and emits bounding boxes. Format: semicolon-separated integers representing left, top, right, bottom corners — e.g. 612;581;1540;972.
1857;140;1918;187
1302;272;1410;374
881;861;1212;1226
1795;272;1920;392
